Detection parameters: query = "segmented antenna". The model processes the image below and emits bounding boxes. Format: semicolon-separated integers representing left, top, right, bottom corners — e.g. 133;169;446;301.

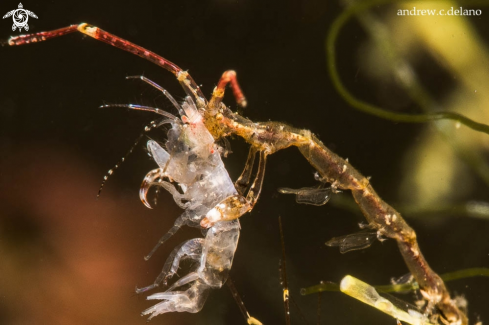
97;103;176;198
126;76;186;117
97;132;145;198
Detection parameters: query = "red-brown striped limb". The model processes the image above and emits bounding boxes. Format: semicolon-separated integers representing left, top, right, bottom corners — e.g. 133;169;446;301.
7;23;467;325
209;70;248;111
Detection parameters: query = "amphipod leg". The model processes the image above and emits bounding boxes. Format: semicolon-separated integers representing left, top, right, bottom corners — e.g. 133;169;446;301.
144;207;200;261
151;180;190;209
164;272;200;292
139;168;165;209
208;70;247;114
201;150;267;227
165;238;203;281
140;168;189;210
142;280;211;319
136;238;203;294
235;147;257;195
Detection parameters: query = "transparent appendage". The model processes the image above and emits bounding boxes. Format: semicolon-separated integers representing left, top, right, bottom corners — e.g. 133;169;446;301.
278;186;332;206
138;93;246;320
325;230;377;253
142;279;211;320
147;140;171;169
136;238;204;294
391;273;414;286
143;213;190;261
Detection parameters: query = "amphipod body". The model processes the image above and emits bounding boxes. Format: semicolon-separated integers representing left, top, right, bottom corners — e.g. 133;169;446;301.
136;90;246;319
139;95;243;256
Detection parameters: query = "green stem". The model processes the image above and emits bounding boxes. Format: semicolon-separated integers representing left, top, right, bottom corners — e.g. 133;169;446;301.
326;0;489;135
301;267;489;295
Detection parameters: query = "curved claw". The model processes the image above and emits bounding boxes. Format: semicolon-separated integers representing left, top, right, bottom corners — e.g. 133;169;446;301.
140;168;165;209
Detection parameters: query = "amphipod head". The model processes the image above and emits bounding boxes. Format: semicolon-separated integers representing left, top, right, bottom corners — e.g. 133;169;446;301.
201;195;251;228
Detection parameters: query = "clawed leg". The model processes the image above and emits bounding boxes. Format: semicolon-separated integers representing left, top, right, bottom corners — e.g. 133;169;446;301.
234;148;267;208
140;166;190;210
209;70;247;114
201;150;267;227
235;147;257;195
140;168;167;209
142;280;211;319
246;151;268;208
136;238;203;294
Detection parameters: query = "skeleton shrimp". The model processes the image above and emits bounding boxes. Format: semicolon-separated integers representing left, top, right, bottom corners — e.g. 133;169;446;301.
7;23;467;324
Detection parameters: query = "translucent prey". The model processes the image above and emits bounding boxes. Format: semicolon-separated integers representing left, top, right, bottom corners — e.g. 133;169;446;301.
127;77;255;319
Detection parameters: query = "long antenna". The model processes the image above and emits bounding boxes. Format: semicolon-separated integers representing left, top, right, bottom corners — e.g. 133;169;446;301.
97;132;145;198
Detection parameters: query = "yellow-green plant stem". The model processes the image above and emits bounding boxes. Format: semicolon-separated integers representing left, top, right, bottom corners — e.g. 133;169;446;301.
301;267;489;295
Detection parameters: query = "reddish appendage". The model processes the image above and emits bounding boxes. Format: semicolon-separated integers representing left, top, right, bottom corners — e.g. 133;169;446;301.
211;70;247;108
8;25;78;45
8;23;206;101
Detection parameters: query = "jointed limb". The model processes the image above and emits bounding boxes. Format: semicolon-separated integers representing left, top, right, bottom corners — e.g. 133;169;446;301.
209;70;247;112
235;147;257;195
200;149;267;227
144;212;189;261
246;150;268;208
136;238;204;294
125;76;185;116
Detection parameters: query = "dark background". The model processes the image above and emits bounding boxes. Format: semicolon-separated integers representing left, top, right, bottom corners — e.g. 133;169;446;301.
1;0;488;324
